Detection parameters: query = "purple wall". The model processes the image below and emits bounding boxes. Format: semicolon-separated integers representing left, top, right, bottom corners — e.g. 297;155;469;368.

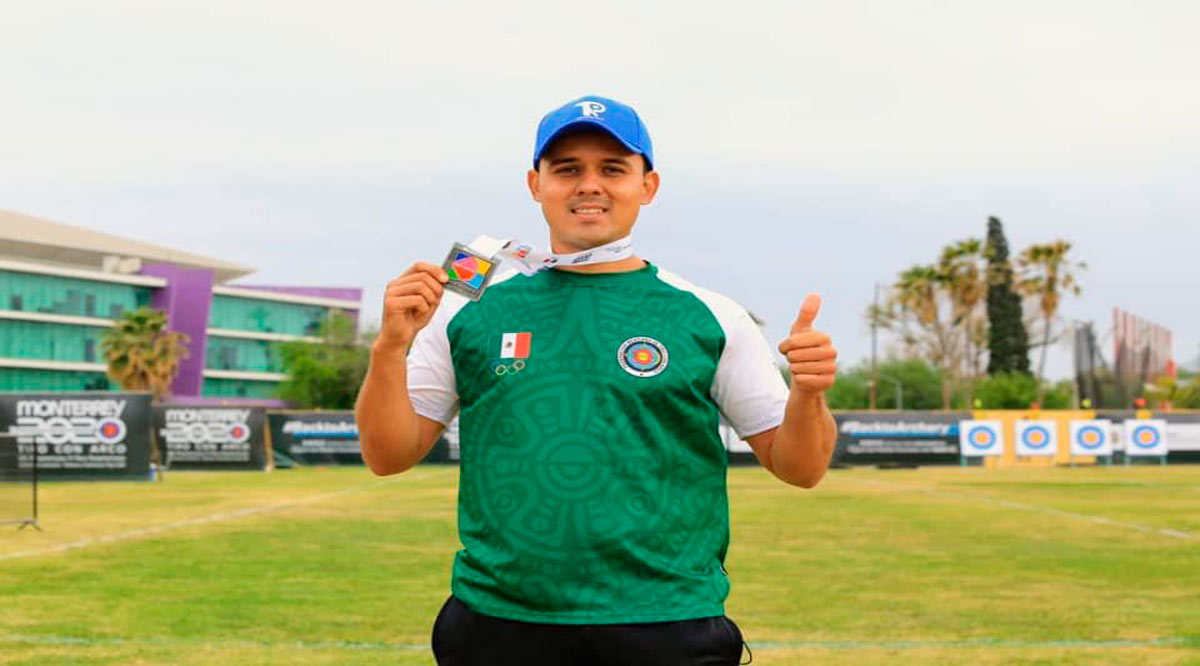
140;263;214;398
134;270;361;401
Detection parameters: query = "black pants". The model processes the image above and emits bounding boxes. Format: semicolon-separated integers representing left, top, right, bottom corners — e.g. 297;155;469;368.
431;595;748;665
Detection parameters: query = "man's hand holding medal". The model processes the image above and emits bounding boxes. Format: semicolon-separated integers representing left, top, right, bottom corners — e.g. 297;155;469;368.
378;263;449;354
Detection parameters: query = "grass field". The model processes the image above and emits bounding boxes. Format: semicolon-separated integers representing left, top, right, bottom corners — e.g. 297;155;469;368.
2;464;1198;665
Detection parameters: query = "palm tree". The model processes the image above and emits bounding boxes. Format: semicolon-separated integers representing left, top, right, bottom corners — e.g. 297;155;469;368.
101;307;191;402
1017;240;1085;402
940;239;986;327
938;239;987;401
891;265;955;408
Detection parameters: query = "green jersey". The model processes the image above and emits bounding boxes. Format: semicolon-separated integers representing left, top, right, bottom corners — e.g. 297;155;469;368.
407;262;788;624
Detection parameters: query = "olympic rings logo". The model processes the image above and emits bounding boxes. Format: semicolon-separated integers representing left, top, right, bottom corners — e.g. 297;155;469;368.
492;360;526;376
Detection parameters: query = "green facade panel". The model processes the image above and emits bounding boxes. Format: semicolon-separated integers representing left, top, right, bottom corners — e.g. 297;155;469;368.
0;320;108;362
205;335;283;373
0;270;153;319
0;367;112;391
202;377;280;399
209;295;327;337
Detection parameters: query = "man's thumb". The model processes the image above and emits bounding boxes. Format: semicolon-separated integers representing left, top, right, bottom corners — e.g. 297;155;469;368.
791;293;822;334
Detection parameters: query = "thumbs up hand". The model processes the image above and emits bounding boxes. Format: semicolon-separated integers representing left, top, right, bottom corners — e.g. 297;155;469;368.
778;293;837;394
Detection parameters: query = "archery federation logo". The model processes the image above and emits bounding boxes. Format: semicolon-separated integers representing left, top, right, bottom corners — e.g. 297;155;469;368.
617;337;669;378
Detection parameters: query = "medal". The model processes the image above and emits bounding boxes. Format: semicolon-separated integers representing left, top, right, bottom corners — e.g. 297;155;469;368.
441;243;499;301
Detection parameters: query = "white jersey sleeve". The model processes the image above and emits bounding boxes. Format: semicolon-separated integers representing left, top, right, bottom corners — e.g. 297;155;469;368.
405;266;521;426
406;292;469;426
656;268;790;438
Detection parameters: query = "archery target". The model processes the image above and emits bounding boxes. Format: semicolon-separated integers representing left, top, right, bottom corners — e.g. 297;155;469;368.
1068;420;1113;456
1015;420;1058;456
959;420;1004;457
1123;419;1168;456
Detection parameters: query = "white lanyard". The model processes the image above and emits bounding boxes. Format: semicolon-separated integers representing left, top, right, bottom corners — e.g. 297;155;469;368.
468;235;635;276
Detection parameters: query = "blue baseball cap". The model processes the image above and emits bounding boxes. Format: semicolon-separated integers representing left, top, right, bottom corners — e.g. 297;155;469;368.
533;95;654;170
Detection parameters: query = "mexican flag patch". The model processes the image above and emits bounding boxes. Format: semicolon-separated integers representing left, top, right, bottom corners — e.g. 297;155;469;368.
492;332;532;359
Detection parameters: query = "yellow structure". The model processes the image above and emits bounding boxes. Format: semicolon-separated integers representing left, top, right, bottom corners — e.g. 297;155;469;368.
973;409;1097;467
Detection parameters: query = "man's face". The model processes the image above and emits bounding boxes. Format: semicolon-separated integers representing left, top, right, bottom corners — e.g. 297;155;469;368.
526;129;660;253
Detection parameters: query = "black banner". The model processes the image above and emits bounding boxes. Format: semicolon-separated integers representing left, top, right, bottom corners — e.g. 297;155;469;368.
0;392;153;479
154;405;267;470
266;411;458;466
832;411;970;466
267;411;363;465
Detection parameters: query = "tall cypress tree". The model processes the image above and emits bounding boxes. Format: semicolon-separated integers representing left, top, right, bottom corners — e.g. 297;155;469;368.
985;216;1031;375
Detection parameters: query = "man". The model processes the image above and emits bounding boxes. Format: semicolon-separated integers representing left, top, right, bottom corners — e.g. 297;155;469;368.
355;95;838;665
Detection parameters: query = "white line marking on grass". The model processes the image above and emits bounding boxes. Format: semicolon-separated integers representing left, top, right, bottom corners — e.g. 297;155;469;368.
0;634;1191;652
749;637;1194;650
0;469;449;561
842;478;1193;540
0;634;426;652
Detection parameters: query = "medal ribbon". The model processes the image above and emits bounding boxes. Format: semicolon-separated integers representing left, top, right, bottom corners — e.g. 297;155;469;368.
468;234;635;276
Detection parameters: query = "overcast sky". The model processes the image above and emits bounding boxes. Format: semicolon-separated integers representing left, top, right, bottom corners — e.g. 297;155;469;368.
2;1;1197;379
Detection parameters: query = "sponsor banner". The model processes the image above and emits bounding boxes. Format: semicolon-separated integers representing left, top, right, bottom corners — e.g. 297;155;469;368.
0;392;152;479
1015;420;1058;457
832;412;967;466
154;405;267;470
1160;413;1200;453
959;420;1005;457
268;412;363;465
267;411;458;466
1123;419;1168;456
1069;420;1114;457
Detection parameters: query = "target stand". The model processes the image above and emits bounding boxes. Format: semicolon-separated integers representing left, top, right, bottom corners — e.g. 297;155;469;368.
1;433;41;531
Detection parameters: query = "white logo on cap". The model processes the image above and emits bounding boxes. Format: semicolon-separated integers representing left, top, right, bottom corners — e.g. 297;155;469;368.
575;101;606;118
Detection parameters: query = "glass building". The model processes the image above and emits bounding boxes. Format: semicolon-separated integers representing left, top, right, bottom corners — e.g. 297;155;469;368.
0;208;361;404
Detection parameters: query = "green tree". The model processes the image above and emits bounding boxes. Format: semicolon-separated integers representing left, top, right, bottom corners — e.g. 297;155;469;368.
825;358;945;410
974;372;1073;409
984;216;1030;376
875;238;986;409
277;312;372;409
1145;375;1200;410
100;306;190;402
939;238;988;404
1017;240;1086;402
